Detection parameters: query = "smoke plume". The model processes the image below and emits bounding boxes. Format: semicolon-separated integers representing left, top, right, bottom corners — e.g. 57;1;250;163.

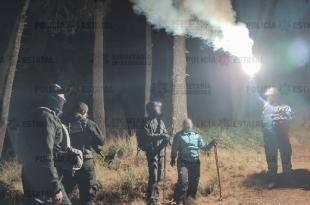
131;0;255;60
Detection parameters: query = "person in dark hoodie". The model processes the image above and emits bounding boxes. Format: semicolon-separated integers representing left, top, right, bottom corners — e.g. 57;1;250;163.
17;83;71;205
137;101;171;205
61;101;105;205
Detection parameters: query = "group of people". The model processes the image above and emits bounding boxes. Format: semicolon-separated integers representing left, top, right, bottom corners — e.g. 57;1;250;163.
137;101;217;205
16;84;105;205
138;78;295;205
14;79;295;205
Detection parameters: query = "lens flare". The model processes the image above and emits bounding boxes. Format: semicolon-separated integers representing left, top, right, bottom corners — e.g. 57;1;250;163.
289;38;309;68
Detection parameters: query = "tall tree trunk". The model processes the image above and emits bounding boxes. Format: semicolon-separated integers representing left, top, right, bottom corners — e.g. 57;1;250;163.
92;0;107;136
170;36;188;134
0;0;31;156
144;22;152;117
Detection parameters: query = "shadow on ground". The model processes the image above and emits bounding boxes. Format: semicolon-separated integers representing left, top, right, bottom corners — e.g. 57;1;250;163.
243;169;310;190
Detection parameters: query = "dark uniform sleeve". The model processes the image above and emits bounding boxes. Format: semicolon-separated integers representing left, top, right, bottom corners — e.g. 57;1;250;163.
171;133;180;160
36;112;62;194
161;121;171;141
88;120;105;147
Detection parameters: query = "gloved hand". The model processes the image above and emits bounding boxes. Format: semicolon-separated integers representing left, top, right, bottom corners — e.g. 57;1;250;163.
161;133;171;141
206;139;218;151
170;158;176;167
161;133;172;145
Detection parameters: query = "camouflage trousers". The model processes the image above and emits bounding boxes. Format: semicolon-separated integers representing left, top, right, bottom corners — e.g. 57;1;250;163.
146;151;164;204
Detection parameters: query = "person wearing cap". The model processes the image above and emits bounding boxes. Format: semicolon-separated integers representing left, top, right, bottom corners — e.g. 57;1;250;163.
251;80;294;188
16;83;71;205
138;101;170;205
61;102;105;205
170;118;217;205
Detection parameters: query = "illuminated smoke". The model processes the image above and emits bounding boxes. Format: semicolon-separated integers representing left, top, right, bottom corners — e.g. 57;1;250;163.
131;0;261;75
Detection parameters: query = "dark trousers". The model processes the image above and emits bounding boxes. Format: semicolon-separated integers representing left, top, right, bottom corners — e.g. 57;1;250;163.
62;159;98;205
174;159;200;203
21;167;72;205
263;130;292;176
146;151;164;203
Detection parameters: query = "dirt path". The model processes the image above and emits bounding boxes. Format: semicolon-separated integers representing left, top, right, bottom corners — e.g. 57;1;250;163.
201;144;310;205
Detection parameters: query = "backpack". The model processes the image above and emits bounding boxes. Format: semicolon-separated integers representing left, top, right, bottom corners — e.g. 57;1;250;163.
58;124;83;171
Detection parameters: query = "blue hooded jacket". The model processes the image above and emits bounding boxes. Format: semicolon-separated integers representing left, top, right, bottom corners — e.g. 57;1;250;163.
171;129;210;162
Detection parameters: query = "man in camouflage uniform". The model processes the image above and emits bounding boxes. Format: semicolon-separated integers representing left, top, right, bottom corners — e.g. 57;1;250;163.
137;101;170;205
61;102;105;205
17;84;71;205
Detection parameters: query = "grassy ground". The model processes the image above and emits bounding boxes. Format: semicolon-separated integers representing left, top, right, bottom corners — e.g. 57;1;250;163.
93;126;266;204
1;125;310;204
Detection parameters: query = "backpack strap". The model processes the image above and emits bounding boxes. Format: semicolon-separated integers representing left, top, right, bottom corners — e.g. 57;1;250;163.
61;123;71;148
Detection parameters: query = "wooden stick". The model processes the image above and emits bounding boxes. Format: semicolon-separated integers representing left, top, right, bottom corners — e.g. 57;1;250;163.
163;147;167;204
214;145;223;201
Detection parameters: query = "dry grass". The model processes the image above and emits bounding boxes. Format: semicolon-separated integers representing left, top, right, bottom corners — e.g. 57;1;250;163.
93;127;268;205
0;160;23;204
2;125;309;204
95;137;148;204
0;160;22;191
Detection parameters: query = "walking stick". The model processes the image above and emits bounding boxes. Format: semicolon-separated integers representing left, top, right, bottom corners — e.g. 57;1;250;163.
214;144;223;201
162;146;167;204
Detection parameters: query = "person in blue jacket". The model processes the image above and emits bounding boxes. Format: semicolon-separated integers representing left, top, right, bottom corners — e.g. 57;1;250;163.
170;118;217;205
251;79;294;188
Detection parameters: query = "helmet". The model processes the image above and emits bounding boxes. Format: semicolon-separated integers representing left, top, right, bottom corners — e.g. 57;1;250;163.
45;83;65;96
146;101;162;116
43;84;66;114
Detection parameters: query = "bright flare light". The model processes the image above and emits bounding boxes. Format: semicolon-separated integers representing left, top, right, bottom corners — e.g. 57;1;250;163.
241;57;261;77
213;24;261;77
